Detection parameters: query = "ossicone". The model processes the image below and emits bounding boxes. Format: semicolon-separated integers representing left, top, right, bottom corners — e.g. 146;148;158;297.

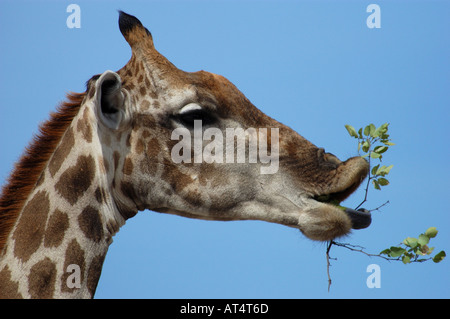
118;10;153;49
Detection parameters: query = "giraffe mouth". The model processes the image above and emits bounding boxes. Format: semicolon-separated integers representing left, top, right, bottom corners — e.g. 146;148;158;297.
312;189;372;230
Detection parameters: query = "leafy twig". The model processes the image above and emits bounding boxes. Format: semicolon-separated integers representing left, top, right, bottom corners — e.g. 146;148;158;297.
325;123;445;291
330;227;446;264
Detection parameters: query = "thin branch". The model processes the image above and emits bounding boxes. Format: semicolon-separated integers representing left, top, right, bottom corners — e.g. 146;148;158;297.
355;153;372;210
326;240;333;292
331;241;393;261
369;200;390;213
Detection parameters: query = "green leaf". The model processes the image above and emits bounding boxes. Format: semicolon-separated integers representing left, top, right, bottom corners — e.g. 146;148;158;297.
376;164;394;176
372;179;381;190
385;164;394;175
432;251;446;263
425;227;438;238
368;124;376;137
402;255;411;264
383;141;395;146
377;177;389;186
363;125;371;137
358;128;363;139
374;146;388;154
418;234;430;246
362;141;370;153
389;246;406;257
345;125;358;138
416;244;430;256
370;152;381;159
380;248;391;255
403;237;418;249
371;164;380;176
373;123;389;138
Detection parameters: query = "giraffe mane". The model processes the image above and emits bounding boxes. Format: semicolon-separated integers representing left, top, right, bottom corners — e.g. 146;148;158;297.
0;92;86;253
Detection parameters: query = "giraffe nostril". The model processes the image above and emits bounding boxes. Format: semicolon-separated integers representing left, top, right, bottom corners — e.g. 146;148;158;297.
324;152;342;166
318;148;342;168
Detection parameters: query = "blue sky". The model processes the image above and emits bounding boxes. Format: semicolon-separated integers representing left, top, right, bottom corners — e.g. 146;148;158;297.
1;1;449;299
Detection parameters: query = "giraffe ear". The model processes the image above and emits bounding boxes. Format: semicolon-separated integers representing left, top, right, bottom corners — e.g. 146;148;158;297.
95;70;129;130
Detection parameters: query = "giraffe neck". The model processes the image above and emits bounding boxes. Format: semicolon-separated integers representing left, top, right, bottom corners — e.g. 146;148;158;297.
0;102;128;298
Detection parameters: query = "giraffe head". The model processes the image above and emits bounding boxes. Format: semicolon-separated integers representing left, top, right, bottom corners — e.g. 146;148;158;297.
87;12;370;241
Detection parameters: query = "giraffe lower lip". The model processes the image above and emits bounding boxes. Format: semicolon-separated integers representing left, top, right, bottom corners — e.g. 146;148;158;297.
312;195;371;229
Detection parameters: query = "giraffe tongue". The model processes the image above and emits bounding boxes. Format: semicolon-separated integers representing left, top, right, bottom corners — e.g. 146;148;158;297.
314;195;371;230
330;203;372;230
343;207;372;230
314;195;372;229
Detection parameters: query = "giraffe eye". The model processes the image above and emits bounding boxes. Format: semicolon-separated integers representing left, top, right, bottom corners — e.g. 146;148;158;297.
175;103;217;128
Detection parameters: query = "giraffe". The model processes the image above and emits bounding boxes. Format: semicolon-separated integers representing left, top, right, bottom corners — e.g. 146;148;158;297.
0;12;371;298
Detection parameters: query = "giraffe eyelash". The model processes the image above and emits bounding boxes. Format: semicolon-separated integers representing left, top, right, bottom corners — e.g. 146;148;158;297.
178;103;203;115
175;103;217;128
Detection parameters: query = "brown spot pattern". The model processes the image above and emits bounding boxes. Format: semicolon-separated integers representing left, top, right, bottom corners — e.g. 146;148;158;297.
78;206;104;243
55;154;95;205
77;108;93;143
44;209;69;248
162;169;194;194
61;239;86;294
94;187;106;204
0;266;22;298
119;182;138;219
13;191;50;262
135;139;145;155
146;138;160;158
123;157;134;175
48;128;75;177
28;257;57;299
